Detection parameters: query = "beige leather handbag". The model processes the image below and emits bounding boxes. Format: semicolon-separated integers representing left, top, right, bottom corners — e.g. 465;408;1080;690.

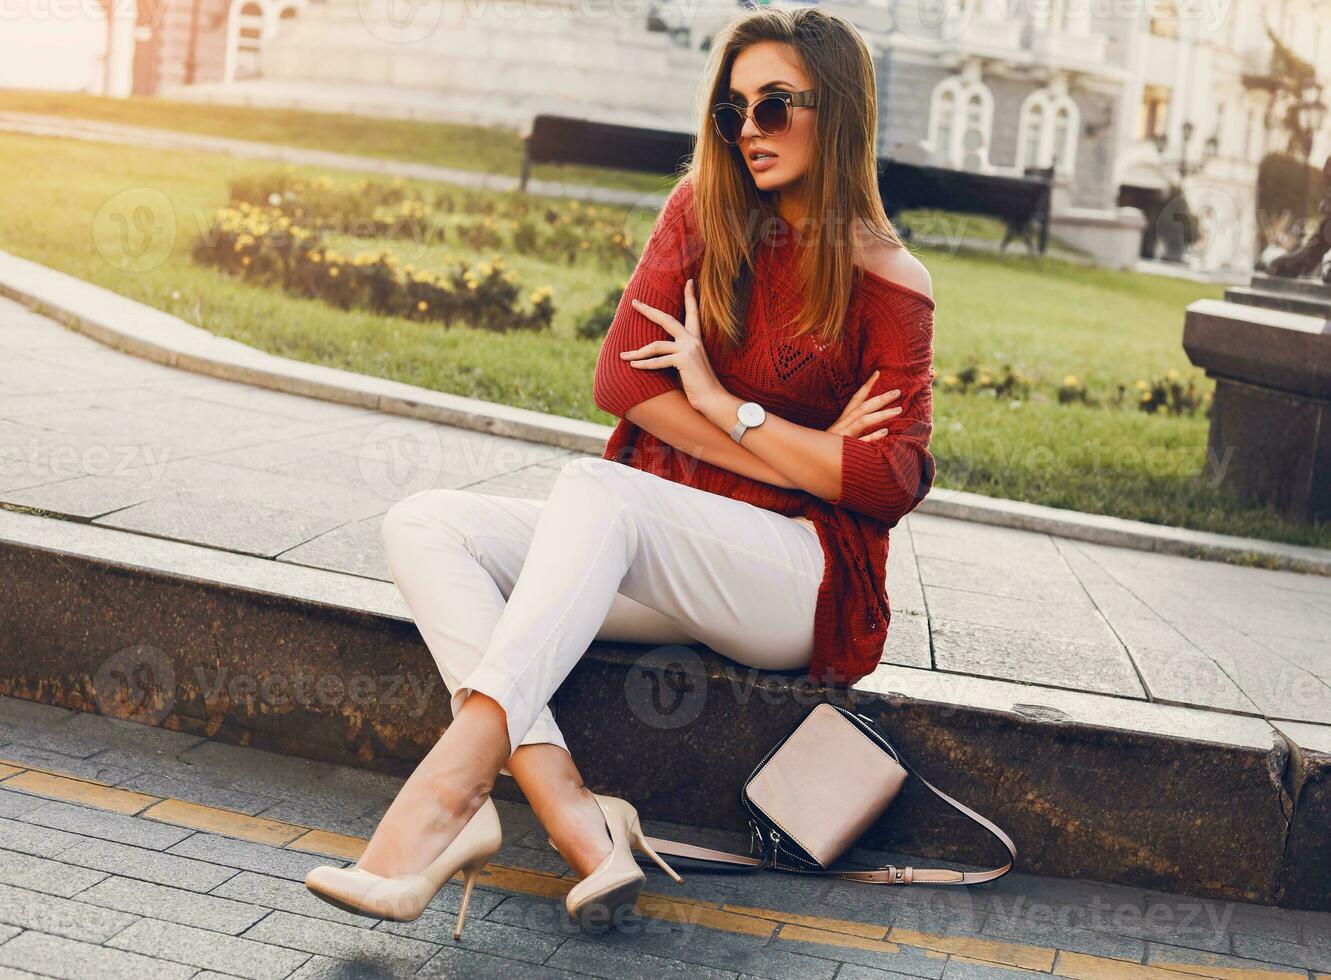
641;702;1017;885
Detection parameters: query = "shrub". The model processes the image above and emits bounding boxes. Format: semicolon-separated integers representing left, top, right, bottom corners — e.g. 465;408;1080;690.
193;203;554;332
577;285;627;340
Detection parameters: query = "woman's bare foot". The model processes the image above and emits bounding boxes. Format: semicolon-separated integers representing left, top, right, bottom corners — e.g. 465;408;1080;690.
545;786;616;879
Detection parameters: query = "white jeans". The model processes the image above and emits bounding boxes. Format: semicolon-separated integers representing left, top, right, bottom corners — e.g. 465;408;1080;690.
380;457;825;774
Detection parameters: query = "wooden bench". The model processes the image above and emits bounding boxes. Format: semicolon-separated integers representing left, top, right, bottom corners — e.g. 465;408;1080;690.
877;159;1055;256
519;115;696;191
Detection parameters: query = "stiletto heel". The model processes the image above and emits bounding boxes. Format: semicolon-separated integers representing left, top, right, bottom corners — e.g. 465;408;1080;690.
628;817;684;883
305;796;503;931
563;793;684;932
453;858;487;940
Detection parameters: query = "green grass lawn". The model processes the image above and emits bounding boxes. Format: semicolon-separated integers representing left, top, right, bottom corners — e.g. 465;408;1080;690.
0;89;675;196
1;127;1326;550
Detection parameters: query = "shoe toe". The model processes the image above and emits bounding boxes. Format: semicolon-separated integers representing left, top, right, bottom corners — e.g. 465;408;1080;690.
305;865;344;891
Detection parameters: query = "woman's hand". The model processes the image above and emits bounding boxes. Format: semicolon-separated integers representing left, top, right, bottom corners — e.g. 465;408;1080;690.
829;369;902;442
621;279;727;412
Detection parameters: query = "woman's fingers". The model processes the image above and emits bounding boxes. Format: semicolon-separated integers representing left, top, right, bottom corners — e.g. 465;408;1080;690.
619;340;675;359
628;354;676;369
683;279;700;336
844;369;879;411
868;387;903;406
630;297;683;335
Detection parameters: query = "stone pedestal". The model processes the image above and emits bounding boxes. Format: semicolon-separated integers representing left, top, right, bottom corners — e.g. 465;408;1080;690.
1183;280;1331;524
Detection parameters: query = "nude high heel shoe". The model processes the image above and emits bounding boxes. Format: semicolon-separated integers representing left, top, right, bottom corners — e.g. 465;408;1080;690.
305;795;502;939
562;793;683;931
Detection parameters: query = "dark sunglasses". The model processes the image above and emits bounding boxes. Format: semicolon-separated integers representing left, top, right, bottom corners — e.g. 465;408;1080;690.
710;90;818;145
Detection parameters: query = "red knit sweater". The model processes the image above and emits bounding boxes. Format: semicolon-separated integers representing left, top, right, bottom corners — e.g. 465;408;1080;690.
592;176;937;688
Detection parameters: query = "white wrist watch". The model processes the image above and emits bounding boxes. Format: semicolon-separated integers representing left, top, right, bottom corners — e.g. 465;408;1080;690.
730;400;766;443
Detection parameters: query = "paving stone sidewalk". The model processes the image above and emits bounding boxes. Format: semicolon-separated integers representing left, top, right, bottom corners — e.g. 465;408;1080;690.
1;693;1329;980
1;296;1329;727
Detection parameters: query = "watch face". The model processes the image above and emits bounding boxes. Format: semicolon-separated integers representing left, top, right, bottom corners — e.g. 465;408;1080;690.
738;401;765;426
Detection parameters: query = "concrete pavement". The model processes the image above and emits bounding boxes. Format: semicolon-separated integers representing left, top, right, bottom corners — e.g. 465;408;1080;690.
1;693;1329;980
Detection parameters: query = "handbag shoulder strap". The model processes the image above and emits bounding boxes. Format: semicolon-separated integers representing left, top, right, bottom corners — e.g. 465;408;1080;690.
637;715;1017;885
822;744;1016;885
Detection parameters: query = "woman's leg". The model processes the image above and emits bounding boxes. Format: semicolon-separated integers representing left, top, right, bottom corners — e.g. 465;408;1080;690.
378;455;821;881
360;483;707;878
452;456;825;754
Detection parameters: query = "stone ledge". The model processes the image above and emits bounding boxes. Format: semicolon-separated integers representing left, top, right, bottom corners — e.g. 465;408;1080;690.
2;248;1328;577
0;508;1324;911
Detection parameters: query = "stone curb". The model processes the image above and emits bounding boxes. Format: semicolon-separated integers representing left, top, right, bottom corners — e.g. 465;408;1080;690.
1;507;1325;911
2;248;1328;576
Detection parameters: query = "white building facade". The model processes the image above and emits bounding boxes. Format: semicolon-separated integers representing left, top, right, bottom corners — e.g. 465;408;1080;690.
847;0;1329;271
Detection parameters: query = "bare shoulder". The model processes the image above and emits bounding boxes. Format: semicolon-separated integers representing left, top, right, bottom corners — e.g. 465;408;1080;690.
859;239;933;302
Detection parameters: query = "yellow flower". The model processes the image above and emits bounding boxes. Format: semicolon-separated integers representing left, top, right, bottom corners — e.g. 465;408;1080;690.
417;300;428;312
1140;391;1152;402
1063;374;1078;387
241;256;251;266
329;266;340;277
1135;379;1147;389
1166;368;1179;380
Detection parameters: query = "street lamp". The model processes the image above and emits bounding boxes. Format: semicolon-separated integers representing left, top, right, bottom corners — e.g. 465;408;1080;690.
1295;82;1326;152
1293;82;1326;233
1152;119;1218;181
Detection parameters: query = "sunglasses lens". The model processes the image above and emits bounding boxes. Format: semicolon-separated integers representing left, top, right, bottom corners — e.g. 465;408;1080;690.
713;106;744;144
753;96;790;135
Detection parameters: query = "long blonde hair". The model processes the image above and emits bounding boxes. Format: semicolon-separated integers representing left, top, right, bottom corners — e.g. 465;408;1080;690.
682;6;904;352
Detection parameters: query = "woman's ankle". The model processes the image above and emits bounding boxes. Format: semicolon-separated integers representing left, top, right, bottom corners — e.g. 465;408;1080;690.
547;787;612;877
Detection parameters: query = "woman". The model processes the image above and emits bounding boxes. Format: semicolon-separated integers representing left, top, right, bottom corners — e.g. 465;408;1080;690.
305;5;936;937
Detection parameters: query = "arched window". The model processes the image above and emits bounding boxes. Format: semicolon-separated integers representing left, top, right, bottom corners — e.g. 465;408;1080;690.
223;0;305;85
1024;102;1045;167
936;90;956;163
1016;82;1080;176
926;64;994;170
1050;105;1071;171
